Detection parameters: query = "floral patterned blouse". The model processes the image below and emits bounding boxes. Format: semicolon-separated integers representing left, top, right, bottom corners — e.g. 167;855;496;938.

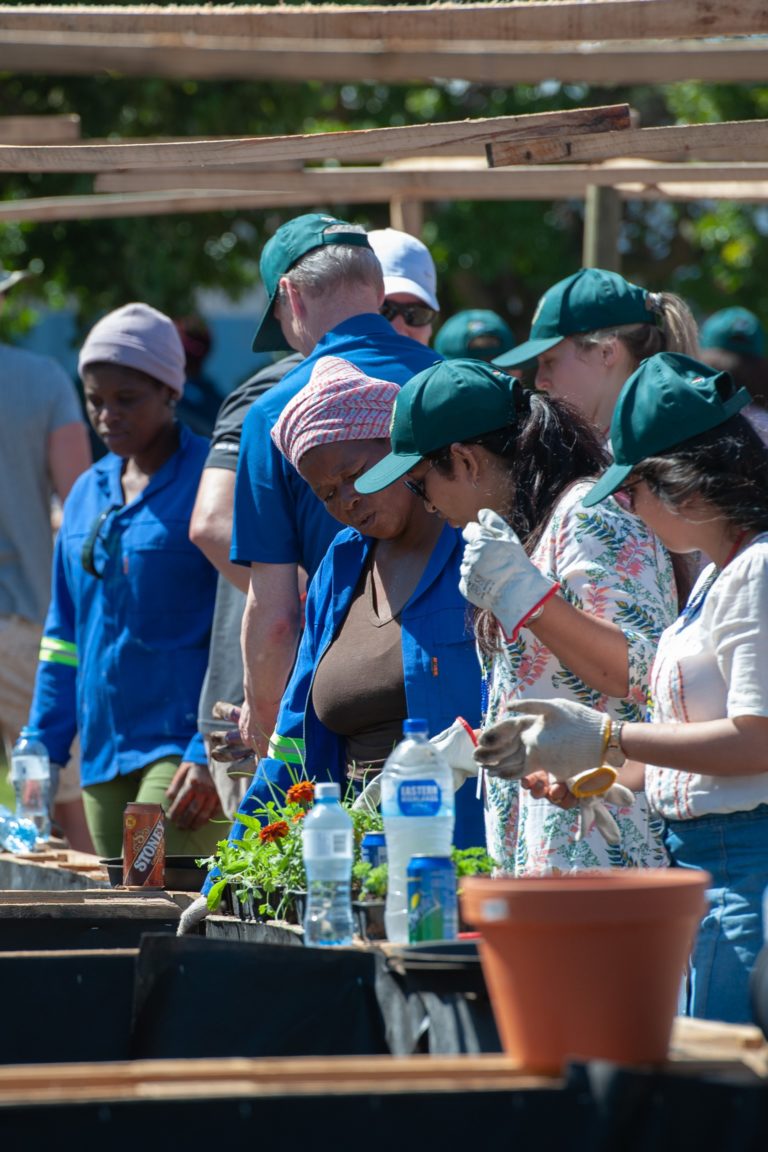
483;480;676;875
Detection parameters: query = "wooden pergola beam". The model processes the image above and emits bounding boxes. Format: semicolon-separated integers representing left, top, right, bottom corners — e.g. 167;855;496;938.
489;118;768;167
0;32;767;86
2;2;766;43
0;104;630;173
7;179;768;225
91;163;768;196
0;115;81;144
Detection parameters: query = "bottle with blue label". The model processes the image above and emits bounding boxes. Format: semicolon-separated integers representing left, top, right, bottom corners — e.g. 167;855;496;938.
380;718;455;944
10;725;52;845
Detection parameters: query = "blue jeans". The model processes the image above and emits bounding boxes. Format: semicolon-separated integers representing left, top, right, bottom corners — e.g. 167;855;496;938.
664;804;768;1025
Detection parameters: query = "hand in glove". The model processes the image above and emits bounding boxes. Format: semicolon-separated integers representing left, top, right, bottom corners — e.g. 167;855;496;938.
351;717;480;812
459;508;559;638
430;717;479;791
473;697;626;780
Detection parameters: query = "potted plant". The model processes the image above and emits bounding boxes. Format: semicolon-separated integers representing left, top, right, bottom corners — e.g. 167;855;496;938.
201;777;385;927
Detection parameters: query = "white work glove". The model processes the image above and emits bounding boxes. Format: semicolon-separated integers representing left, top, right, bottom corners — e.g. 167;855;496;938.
575;784;635;847
473;698;626;780
430;717;480;791
351;718;479;811
474;699;633;847
460;509;557;638
177;894;210;936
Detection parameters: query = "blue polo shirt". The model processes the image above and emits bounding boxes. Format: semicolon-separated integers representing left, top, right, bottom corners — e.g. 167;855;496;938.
231;313;440;579
30;425;218;784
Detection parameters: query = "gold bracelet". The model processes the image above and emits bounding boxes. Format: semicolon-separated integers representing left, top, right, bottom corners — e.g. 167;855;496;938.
600;719;613;763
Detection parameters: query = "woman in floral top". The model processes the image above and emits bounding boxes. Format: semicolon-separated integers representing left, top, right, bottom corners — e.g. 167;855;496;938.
356;359;677;874
480;352;768;1023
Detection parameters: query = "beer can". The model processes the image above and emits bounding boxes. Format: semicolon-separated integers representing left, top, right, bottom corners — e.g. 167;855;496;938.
407;855;457;943
122;802;165;888
361;831;388;869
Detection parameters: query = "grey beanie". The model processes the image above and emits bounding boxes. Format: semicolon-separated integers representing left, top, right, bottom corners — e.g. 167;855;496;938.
78;302;186;396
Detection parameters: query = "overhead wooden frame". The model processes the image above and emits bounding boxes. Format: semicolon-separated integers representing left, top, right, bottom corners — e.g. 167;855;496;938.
0;104;631;172
1;2;768;86
3;2;767;43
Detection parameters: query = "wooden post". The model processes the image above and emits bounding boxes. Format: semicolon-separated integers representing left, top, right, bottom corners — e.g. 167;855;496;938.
389;198;423;236
583;184;621;271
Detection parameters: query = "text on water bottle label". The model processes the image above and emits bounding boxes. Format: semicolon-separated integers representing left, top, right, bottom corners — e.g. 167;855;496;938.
304;830;351;857
397;779;441;817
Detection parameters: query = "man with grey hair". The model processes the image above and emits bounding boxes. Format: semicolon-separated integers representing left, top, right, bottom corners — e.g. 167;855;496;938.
230;213;439;759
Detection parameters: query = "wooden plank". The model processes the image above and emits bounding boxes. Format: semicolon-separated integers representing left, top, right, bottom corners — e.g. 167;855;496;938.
489;119;768;167
1;32;767;85
0;1052;552;1104
0;114;80;143
2;2;767;43
93;162;768;195
0;105;631;173
11;177;768;226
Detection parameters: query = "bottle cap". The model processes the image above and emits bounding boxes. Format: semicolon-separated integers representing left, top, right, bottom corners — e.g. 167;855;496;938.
403;718;428;735
19;725;42;740
314;782;341;801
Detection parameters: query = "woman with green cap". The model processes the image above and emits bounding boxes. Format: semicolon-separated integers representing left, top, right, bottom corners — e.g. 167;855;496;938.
494;267;699;438
356;357;677;875
471;351;768;1024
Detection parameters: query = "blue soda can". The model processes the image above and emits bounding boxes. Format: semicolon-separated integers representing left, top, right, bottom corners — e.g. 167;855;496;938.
361;831;388;868
407;855;457;943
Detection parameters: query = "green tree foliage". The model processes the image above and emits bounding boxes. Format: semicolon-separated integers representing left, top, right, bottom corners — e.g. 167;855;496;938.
2;47;768;340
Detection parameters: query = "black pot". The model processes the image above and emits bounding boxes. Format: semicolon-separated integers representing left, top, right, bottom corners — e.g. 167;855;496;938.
100;855;207;892
352;898;387;942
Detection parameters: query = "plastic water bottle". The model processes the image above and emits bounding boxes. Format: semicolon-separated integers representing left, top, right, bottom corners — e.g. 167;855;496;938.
0;804;39;854
302;781;354;946
10;725;52;845
380;718;455;944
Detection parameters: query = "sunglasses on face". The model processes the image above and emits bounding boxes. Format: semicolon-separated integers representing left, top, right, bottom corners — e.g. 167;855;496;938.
380;300;437;328
81;504;121;578
403;462;435;502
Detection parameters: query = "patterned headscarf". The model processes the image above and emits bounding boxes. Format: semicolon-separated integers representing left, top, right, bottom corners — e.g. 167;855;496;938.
271;355;399;470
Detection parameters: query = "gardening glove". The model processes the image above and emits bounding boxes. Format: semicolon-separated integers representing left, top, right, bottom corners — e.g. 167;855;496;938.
460;509;559;638
351;719;480;811
430;717;480;791
177;894;210;936
575;783;636;847
351;774;382;811
474;698;626;780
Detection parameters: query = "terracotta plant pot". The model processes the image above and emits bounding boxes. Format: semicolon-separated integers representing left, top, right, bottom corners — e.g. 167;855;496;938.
460;868;710;1074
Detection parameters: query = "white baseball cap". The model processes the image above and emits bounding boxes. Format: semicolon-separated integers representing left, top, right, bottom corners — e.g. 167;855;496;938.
367;228;439;311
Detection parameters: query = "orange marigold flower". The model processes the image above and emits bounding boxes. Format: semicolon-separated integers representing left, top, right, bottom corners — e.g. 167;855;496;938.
286;781;315;805
259;820;290;843
292;811;306;823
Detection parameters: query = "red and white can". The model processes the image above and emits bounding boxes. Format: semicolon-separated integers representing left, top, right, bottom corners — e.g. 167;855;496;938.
122;802;165;888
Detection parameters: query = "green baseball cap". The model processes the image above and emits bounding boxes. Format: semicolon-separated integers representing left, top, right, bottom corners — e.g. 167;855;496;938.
434;309;515;362
583;352;753;508
494;268;653;368
699;306;765;359
355;358;520;494
252;213;372;352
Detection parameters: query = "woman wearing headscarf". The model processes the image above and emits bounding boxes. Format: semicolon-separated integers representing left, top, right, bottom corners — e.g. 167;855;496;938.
221;354;485;850
27;303;221;859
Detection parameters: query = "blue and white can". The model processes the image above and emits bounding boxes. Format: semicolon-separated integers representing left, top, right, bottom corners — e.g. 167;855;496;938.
361;831;388;869
407;854;457;943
